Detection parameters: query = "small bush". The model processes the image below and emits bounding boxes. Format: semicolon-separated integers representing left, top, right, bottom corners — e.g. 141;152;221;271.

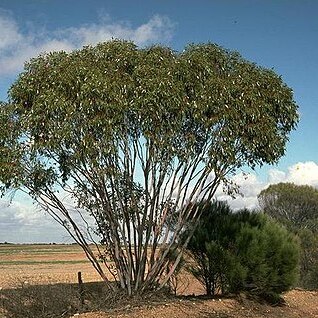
185;201;300;302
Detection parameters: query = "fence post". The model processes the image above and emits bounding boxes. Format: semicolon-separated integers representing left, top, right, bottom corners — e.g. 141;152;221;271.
78;271;85;312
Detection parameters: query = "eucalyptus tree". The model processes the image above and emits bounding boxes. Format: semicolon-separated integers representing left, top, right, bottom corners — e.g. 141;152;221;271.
258;182;318;232
0;40;298;295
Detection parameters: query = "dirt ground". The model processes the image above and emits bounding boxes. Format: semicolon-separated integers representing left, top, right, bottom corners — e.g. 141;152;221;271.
1;244;317;318
74;289;318;318
0;244;102;288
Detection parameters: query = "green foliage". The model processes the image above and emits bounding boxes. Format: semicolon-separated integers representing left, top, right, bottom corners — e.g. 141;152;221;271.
293;228;318;289
258;183;318;289
258;182;318;232
237;218;299;296
2;41;299;197
185;201;299;301
0;40;299;294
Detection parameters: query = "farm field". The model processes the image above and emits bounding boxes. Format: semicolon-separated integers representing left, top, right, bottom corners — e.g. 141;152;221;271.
0;244;102;288
0;244;317;318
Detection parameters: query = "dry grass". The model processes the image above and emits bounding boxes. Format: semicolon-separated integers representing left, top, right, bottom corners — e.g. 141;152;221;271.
0;280;177;318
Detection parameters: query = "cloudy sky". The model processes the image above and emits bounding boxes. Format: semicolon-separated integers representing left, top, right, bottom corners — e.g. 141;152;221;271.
0;0;317;243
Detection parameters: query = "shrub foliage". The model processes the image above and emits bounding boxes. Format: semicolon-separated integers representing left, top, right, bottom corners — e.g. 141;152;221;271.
185;201;299;300
258;182;318;289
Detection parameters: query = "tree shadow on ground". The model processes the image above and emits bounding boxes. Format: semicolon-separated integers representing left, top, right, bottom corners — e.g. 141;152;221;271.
0;281;176;318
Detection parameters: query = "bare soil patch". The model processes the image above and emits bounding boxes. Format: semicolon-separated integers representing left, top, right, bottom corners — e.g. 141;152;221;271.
1;244;317;318
74;290;318;318
0;244;102;289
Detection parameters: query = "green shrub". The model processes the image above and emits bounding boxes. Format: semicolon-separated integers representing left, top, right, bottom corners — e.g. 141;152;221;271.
258;182;318;289
185;201;300;301
297;228;318;289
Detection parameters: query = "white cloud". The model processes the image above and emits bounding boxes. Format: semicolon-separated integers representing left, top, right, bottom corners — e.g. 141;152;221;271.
268;169;286;184
132;15;174;44
0;10;22;51
281;161;318;187
0;197;67;243
0;189;98;243
64;15;174;47
0;12;174;76
216;161;318;211
1;161;318;242
215;172;266;210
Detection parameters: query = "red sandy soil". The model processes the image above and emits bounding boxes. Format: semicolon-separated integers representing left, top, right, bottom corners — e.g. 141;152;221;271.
73;289;318;318
1;245;317;318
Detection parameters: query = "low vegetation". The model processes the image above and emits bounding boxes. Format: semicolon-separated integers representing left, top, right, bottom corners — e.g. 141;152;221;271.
259;182;318;289
184;201;300;303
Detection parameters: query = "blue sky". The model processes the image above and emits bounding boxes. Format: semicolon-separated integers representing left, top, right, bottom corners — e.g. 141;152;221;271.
0;0;317;242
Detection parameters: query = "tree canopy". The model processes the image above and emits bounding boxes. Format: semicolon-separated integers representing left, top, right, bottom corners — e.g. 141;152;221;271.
0;40;298;294
258;182;318;232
